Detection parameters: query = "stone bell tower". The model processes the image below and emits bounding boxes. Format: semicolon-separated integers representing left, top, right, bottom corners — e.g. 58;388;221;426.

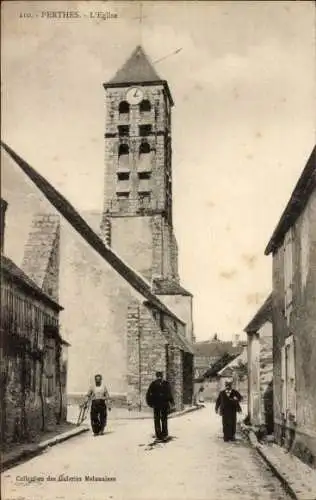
101;45;194;343
101;46;179;284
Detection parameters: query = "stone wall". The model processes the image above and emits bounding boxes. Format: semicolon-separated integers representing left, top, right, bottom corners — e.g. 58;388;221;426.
22;214;60;302
272;190;316;467
103;84;169;215
126;302;189;412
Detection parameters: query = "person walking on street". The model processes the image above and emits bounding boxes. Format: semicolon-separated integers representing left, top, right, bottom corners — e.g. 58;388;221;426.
86;374;111;436
215;380;242;442
146;371;174;441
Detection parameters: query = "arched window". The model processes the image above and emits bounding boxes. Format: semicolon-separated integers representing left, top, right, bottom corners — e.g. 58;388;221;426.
119;144;129;156
118;143;129;169
139;142;150;155
139;142;153;172
139;99;151;113
119;101;130;115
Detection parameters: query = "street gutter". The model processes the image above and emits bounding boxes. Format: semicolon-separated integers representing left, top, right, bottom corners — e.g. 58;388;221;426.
241;424;316;500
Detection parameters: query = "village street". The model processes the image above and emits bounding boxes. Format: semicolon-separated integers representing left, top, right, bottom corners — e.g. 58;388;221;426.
2;404;290;500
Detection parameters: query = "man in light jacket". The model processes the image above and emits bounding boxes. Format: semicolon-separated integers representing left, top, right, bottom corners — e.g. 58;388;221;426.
86;374;111;436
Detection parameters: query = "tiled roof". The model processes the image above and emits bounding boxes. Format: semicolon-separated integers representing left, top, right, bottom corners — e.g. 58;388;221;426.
202;352;240;379
265;146;316;255
1;141;192;354
106;46;162;85
244;294;272;333
1;255;62;311
153;278;192;297
194;340;241;358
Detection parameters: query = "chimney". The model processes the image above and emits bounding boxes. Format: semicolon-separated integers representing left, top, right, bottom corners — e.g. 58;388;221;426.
0;198;8;254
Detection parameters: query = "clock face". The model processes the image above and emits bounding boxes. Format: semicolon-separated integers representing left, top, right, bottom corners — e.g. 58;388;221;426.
126;87;144;105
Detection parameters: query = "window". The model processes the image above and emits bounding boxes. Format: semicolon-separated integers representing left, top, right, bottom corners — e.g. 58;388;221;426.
281;335;296;421
118;125;129;137
138;172;151;180
118;144;129;169
139;125;152;137
117;172;130;181
139;142;153;172
139;142;150;155
119;101;130;115
139;99;151;113
118;144;129;156
284;228;293;325
117;192;129;211
138;191;151;209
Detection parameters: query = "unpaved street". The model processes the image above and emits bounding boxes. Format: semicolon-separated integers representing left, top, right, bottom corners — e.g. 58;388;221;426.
2;404;290;500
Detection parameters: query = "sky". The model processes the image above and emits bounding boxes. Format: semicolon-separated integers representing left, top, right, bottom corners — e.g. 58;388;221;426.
1;1;315;341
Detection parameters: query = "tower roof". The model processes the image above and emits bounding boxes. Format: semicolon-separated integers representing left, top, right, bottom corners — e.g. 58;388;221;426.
107;45;161;84
104;45;174;105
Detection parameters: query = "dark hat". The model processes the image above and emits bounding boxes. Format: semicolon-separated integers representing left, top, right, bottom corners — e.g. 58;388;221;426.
155;371;163;378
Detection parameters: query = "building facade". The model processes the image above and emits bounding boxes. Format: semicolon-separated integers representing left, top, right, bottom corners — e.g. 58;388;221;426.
1;200;68;447
245;294;273;431
265;146;316;467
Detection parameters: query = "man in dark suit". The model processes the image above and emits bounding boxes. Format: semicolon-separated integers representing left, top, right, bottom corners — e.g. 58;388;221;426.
215;380;242;441
146;371;174;441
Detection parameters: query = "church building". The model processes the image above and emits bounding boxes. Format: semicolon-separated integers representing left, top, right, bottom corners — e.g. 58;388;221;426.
1;46;194;411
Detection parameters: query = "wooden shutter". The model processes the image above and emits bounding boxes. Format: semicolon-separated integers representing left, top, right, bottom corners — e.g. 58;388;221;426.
287;336;296;419
281;345;286;415
284;229;293;324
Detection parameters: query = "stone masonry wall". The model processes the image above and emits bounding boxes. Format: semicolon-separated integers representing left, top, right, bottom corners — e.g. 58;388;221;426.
127;302;188;412
104;84;169;215
22;213;60;302
127;302;167;410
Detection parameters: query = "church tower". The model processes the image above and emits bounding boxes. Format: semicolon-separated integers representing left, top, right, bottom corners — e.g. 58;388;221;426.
101;46;180;284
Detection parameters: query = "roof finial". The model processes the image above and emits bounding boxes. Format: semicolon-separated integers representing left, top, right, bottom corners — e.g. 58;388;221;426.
131;2;146;45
